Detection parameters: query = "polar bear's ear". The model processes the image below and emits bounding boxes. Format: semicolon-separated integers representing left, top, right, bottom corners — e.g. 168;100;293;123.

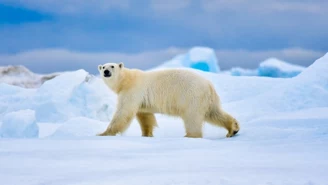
119;62;124;69
98;65;103;71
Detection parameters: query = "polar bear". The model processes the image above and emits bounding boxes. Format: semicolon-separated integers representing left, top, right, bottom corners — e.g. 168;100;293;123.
97;62;240;138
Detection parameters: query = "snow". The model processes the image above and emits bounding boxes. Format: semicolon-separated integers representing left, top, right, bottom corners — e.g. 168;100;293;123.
0;69;115;123
228;67;258;76
0;51;328;185
50;117;107;138
223;53;328;122
155;47;220;73
226;58;306;78
0;109;38;138
258;58;306;78
0;137;327;185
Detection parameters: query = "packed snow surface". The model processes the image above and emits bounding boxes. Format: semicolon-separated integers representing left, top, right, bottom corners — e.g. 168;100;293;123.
155;47;220;72
0;51;328;185
228;58;306;78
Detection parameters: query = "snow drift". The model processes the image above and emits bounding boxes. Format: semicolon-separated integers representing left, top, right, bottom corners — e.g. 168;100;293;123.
224;53;328;122
0;109;38;138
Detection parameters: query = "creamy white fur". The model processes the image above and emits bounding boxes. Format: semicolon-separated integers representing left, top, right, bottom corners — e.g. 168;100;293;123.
97;62;239;138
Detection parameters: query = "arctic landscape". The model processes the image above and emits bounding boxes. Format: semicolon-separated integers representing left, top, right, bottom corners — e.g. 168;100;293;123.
0;47;327;185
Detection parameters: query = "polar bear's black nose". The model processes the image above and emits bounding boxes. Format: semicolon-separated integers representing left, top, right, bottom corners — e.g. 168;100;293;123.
104;70;111;77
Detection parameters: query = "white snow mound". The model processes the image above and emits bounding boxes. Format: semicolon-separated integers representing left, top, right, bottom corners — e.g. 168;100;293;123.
225;53;328;121
0;70;115;123
0;109;38;138
50;117;107;138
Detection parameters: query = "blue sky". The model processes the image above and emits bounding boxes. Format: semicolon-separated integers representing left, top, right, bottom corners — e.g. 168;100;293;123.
0;0;327;74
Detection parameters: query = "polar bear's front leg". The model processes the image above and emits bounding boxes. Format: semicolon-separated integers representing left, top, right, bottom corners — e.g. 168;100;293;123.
97;95;139;136
97;111;136;136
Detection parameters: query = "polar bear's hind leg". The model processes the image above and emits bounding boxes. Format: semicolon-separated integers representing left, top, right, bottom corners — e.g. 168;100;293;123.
136;112;157;137
182;113;204;138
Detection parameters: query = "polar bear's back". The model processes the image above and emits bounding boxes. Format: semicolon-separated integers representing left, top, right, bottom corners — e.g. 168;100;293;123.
139;69;218;115
147;69;211;91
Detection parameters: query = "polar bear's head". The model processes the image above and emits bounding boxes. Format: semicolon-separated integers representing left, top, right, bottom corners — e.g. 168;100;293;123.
98;62;124;86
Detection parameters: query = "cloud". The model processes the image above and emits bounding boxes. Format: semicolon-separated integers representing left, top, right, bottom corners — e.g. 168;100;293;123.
0;47;324;75
1;0;327;54
0;0;327;67
0;0;130;15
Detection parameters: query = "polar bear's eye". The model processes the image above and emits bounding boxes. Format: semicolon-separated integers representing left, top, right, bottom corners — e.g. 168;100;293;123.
103;66;105;69
111;66;114;69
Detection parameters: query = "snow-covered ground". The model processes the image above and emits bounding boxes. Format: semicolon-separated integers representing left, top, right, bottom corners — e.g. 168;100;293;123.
0;49;328;185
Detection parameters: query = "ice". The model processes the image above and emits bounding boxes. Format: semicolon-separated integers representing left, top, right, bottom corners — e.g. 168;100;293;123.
155;47;220;72
0;83;36;114
0;109;38;138
0;49;328;185
0;82;26;95
0;69;115;123
226;58;305;78
67;74;115;122
258;58;305;78
34;70;115;122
